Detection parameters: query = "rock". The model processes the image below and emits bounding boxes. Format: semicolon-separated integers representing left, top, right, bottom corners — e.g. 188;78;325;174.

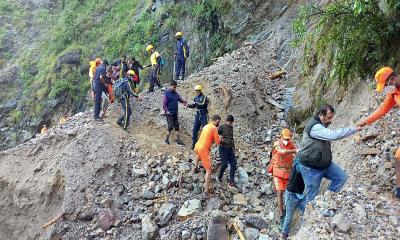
389;216;398;226
359;148;380;156
244;227;260;240
178;162;191;172
100;198;113;208
55;49;82;71
384;162;393;169
181;230;191;240
206;198;223;211
177;199;201;220
331;213;352;233
233;194;247;206
244;215;268;230
98;209;116;231
259;233;269;240
78;205;95;220
158;203;176;227
143;190;155;200
207;215;228;240
237;167;249;184
142;215;158;240
132;167;147;177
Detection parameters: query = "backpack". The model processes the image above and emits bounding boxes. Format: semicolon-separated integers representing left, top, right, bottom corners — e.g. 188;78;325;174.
113;78;127;98
158;56;165;69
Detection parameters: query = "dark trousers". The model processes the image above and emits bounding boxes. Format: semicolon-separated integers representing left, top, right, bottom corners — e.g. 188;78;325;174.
149;68;161;92
117;97;132;129
94;84;107;119
192;112;208;147
175;57;185;78
218;146;237;183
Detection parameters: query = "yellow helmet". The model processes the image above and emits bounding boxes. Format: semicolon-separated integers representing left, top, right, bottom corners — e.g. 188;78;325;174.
175;32;183;37
194;85;202;91
146;44;154;52
127;70;135;76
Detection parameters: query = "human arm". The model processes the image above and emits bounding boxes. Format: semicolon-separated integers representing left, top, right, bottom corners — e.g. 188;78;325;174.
214;126;221;145
123;81;138;98
310;124;357;141
137;62;144;70
358;94;396;126
184;40;190;59
177;93;188;106
274;141;297;155
162;94;169;114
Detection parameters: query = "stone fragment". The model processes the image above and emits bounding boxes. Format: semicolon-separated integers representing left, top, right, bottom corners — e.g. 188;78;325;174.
177;199;201;220
142;215;158;240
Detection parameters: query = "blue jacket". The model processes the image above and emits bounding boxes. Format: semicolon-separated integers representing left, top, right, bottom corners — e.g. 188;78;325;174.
188;93;208;115
163;89;185;115
121;78;138;99
176;38;189;59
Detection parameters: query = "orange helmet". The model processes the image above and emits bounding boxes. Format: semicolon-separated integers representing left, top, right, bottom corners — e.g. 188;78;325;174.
375;67;393;92
281;128;292;140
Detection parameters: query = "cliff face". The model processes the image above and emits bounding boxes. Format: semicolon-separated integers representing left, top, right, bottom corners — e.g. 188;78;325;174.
0;0;300;150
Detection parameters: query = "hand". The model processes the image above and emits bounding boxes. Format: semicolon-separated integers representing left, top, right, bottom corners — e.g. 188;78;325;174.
355;126;363;131
356;121;367;127
166;112;171;116
138;95;143;101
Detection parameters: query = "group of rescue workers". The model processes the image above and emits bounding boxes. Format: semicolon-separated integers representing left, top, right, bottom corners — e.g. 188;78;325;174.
44;28;400;238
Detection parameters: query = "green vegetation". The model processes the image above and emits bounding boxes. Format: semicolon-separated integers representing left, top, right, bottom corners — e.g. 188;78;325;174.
8;110;22;124
293;0;400;87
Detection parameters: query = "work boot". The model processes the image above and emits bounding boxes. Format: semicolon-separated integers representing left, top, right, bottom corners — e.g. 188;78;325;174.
164;139;170;145
228;182;237;189
281;233;289;240
175;139;184;145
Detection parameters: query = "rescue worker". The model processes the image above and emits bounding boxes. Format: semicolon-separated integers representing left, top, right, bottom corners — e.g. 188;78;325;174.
192;115;221;197
298;104;362;203
41;125;47;134
116;70;142;131
268;128;298;223
59;114;68;125
281;160;306;239
174;32;190;80
93;60;110;120
89;58;101;101
100;67;114;118
162;80;187;145
112;55;129;77
128;57;144;92
217;115;237;189
146;44;162;92
357;67;400;199
188;84;209;149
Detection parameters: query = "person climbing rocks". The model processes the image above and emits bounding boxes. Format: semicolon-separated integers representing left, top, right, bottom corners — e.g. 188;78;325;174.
217;114;237;189
174;32;189;80
112;54;129;77
41;124;47;134
297;104;362;203
146;44;162;92
188;84;209;149
128;57;144;92
162;80;187;145
268;128;298;223
93;59;110;121
116;70;142;131
59;114;68;125
357;67;400;200
192;115;221;197
281;160;306;239
89;58;101;101
100;67;114;118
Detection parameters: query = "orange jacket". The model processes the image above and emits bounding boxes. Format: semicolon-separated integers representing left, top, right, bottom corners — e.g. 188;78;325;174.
270;140;296;179
362;90;400;125
195;123;220;150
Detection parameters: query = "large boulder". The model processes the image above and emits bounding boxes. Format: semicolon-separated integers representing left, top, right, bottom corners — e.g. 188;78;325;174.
158;203;176;227
55;49;82;71
207;214;228;240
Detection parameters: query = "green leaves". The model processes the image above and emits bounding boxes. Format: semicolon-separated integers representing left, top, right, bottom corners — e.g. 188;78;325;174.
293;0;400;87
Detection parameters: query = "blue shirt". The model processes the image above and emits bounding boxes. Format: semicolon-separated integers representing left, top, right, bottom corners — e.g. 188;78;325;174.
310;124;356;141
94;64;106;88
176;38;189;58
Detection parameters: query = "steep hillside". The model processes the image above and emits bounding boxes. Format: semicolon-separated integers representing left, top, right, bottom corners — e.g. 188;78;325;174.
0;0;297;150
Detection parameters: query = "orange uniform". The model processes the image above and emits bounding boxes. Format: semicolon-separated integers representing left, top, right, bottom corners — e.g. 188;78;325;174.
362;89;400;158
194;123;221;171
269;140;296;191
